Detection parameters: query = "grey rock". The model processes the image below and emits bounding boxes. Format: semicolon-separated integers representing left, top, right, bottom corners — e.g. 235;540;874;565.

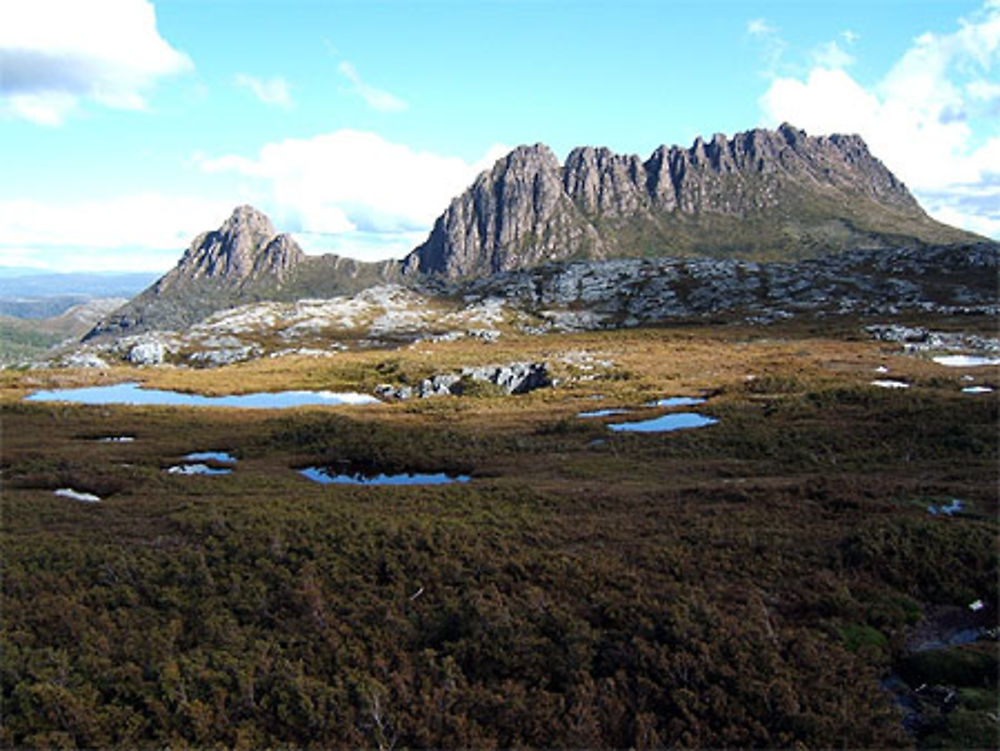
61;352;108;369
128;339;166;365
187;345;260;367
460;362;550;394
375;383;413;400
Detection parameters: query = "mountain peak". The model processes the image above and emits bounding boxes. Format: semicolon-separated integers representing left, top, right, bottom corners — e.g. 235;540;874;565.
173;205;302;286
219;204;277;240
402;124;971;279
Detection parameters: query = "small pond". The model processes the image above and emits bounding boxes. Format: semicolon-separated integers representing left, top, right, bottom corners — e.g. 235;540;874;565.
645;396;707;407
608;412;718;433
54;488;101;503
183;451;237;463
871;379;910;389
927;499;963;516
167;463;232;476
25;383;379;409
932;355;1000;368
577;408;630;418
300;467;470;486
962;386;994;394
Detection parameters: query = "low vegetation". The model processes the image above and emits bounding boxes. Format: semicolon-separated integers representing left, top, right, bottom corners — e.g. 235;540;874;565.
1;320;996;748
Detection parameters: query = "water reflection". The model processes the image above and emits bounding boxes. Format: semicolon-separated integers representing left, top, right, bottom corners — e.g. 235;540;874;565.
300;467;470;485
26;382;378;409
608;412;718;433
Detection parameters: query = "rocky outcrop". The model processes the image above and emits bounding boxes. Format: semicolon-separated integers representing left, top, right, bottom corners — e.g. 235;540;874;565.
404;124;975;279
376;362;551;400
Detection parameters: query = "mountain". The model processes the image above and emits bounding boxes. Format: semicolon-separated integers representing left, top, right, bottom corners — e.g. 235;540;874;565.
402;124;977;279
86;205;399;339
86;124;986;340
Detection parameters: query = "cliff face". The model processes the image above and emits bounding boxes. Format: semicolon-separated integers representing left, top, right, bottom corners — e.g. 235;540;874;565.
404;124;967;279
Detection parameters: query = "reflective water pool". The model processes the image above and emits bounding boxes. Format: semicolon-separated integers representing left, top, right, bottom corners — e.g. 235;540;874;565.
871;380;910;389
54;488;101;503
183;451;237;463
608;412;718;433
26;383;379;408
932;355;1000;368
167;463;233;476
645;396;707;407
300;467;470;485
577;408;630;418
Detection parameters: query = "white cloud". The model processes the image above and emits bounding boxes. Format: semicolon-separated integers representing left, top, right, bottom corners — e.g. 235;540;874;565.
759;1;1000;238
234;73;293;108
842;30;860;45
0;0;192;125
747;19;776;36
0;195;234;272
812;40;854;69
200;129;510;262
337;61;408;112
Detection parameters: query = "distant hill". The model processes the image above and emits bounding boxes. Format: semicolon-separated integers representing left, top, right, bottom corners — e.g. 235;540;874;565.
85;124;987;340
0;271;158;319
0;298;127;365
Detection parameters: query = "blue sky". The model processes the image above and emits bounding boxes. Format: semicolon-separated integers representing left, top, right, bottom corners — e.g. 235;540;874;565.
1;0;998;272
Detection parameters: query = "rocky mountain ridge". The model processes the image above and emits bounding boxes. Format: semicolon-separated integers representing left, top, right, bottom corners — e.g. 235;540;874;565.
84;124;987;341
403;124;971;279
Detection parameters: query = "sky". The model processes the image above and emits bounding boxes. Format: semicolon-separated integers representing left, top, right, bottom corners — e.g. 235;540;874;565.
1;0;998;273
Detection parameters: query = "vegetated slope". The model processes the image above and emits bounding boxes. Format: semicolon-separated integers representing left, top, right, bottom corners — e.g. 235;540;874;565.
403;123;978;278
86;206;400;339
0;298;127;365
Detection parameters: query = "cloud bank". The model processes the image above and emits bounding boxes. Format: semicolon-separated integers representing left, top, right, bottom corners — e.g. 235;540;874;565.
200;129;509;261
758;1;1000;238
0;0;191;125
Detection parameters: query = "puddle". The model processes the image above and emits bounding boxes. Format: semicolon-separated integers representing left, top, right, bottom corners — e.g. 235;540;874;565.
167;463;232;476
645;396;707;407
54;488;101;503
932;355;1000;368
927;499;963;516
25;383;379;409
962;386;994;394
183;451;236;463
98;436;135;443
608;412;718;433
578;408;630;418
300;467;470;485
871;380;910;389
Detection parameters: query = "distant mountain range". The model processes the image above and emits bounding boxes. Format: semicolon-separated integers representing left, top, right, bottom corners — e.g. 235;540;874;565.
86;124;988;340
